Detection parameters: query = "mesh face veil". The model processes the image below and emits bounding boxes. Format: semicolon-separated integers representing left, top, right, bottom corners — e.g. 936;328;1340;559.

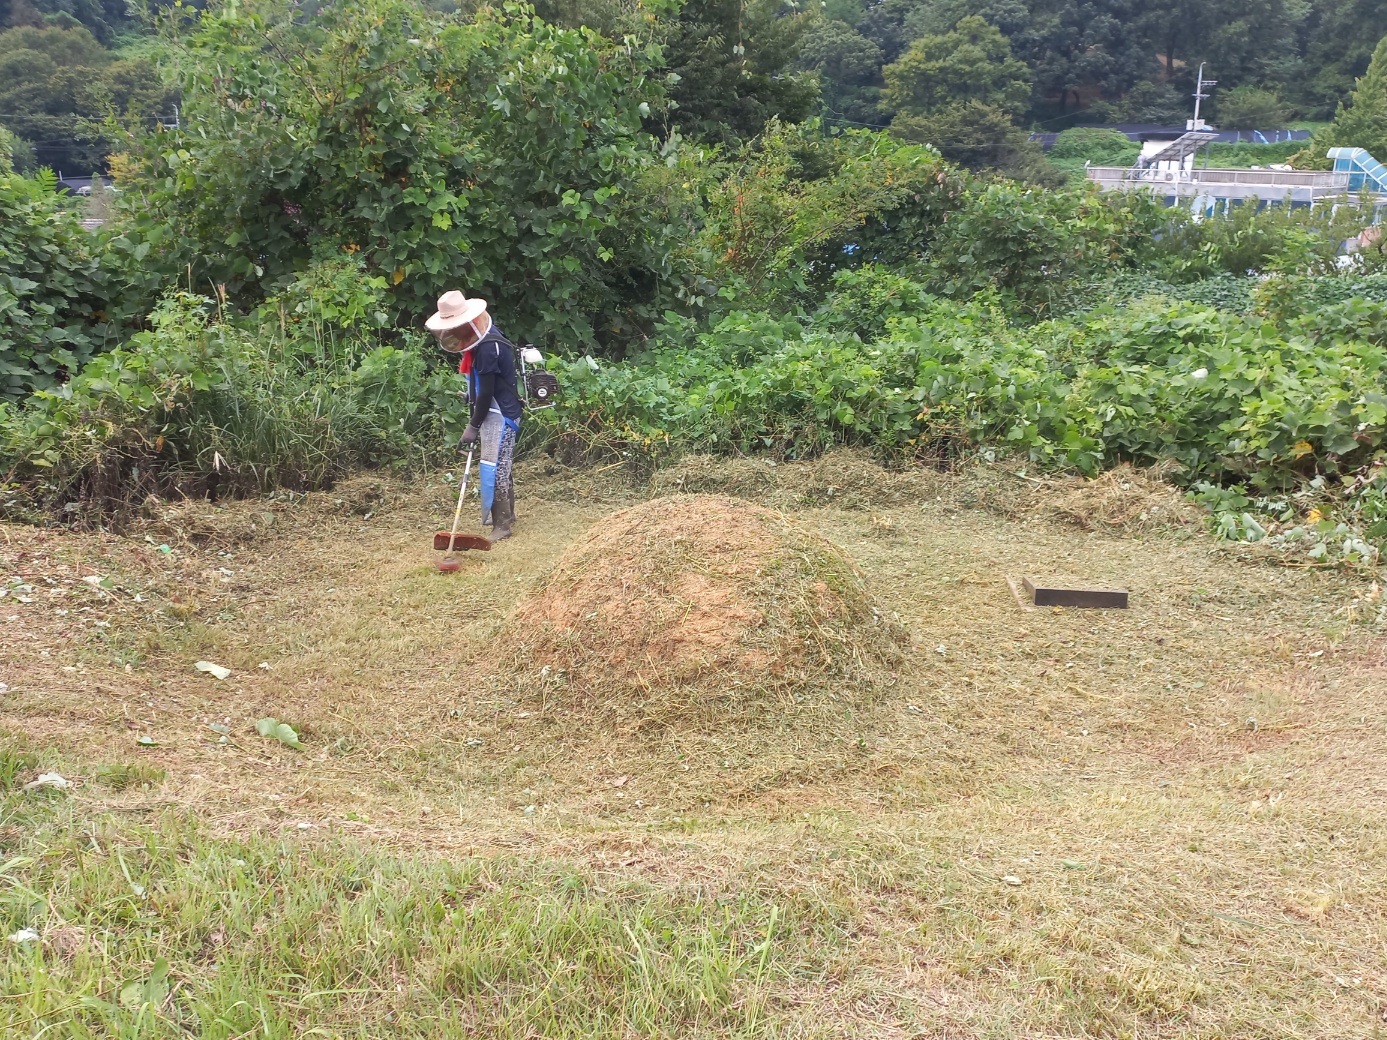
436;323;480;353
433;312;492;353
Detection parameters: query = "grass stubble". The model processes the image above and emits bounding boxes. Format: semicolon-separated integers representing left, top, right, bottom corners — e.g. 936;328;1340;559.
1;453;1385;1038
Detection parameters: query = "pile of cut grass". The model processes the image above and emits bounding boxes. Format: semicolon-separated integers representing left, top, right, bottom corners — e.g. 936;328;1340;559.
499;494;905;731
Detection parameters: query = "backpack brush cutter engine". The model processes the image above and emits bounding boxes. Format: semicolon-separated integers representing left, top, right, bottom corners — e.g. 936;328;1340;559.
519;345;559;408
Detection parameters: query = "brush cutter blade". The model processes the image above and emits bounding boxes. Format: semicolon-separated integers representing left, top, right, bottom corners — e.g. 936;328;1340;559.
437;557;461;572
434;532;491;552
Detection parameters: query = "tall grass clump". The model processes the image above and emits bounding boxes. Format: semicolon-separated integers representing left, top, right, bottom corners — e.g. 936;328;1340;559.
0;290;466;520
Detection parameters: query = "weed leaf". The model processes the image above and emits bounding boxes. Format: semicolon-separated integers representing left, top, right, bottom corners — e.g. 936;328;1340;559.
255;717;304;750
119;957;169;1008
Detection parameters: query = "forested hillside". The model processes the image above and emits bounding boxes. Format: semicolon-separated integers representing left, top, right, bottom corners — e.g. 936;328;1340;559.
800;0;1387;126
0;0;175;173
4;0;1387;176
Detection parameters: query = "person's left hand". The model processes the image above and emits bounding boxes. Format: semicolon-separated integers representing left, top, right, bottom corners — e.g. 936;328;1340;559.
460;425;480;445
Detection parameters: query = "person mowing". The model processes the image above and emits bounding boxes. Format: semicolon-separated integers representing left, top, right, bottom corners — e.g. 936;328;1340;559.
426;291;522;541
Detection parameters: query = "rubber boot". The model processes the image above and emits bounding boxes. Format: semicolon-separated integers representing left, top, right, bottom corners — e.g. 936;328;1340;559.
491;485;514;541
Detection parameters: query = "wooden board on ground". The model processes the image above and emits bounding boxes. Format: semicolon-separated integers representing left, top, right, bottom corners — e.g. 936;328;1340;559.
1023;576;1129;609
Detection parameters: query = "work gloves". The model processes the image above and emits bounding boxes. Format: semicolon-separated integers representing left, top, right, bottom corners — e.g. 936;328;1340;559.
459;425;480;445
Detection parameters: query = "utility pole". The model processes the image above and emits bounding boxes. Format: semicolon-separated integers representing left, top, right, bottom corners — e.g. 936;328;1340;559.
1189;63;1216;131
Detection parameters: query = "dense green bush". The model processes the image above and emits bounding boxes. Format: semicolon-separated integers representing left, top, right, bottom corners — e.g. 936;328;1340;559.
539;295;1387;493
646;122;1166;321
14;263;1387;518
112;0;668;348
1147;198;1375;280
1048;128;1137;163
813;265;938;342
0;168;113;400
1045;128;1140;182
919;181;1167;316
1087;272;1260;313
0;125;32;174
1259;272;1387;309
1;293;466;517
659;122;968;312
1070;271;1387;319
1212;86;1289;130
1203;140;1305;168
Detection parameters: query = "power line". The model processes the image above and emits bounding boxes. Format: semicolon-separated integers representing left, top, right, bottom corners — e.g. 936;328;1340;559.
0;113;178;122
821;110;893;131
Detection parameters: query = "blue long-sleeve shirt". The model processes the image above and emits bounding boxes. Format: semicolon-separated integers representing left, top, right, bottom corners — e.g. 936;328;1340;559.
467;328;523;427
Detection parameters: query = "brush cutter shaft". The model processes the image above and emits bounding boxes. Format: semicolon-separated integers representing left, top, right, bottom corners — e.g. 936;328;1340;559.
445;448;474;550
434;448;490;554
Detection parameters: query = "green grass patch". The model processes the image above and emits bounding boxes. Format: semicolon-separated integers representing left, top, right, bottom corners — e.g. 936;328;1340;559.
1202;140;1305;168
0;794;840;1039
90;763;167;792
0;745;41;792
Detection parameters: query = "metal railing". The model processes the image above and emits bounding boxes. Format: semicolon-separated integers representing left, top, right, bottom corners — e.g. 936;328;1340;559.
1085;166;1350;189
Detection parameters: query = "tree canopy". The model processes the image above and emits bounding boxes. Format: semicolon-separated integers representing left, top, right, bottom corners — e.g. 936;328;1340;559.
1311;34;1387;162
797;0;1387;131
799;18;883;124
5;0;1387;182
882;16;1051;182
883;15;1031;118
658;0;819;144
0;23;171;173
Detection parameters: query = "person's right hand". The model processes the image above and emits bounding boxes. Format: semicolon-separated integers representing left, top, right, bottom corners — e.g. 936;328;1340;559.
460;425;480;445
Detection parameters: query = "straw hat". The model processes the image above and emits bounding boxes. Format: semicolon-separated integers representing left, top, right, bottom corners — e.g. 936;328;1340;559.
426;290;488;333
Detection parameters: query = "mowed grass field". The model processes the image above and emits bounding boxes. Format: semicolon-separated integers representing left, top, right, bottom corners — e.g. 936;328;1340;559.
2;454;1385;1039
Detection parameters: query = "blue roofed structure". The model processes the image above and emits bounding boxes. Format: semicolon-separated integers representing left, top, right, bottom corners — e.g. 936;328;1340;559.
1328;148;1387;194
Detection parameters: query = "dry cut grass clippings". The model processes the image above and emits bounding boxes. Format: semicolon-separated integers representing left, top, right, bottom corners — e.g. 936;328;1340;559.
497;494;905;731
3;455;1386;1040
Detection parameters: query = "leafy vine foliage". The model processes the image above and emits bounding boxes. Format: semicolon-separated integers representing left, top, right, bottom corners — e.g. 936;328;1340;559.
4;0;1387;562
0;167;112;399
114;0;669;348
